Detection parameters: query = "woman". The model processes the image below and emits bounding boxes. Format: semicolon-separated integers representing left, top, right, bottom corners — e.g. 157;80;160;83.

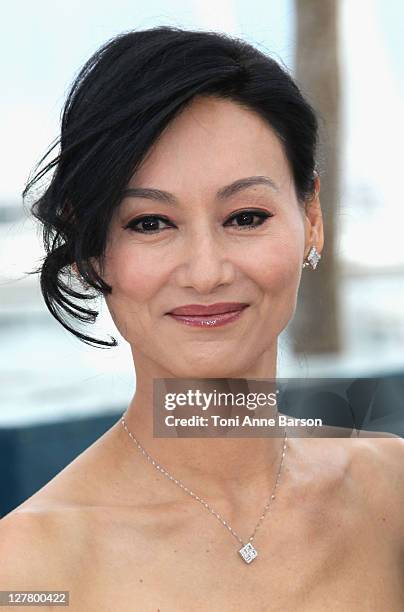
1;26;403;611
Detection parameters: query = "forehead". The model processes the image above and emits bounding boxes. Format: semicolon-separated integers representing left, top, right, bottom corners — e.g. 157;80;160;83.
127;96;292;196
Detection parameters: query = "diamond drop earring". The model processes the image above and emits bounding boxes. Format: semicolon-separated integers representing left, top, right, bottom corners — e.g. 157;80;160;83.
302;246;321;270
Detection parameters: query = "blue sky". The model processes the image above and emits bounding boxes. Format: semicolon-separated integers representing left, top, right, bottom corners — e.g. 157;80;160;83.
1;0;403;264
1;0;293;201
1;0;292;106
1;0;403;424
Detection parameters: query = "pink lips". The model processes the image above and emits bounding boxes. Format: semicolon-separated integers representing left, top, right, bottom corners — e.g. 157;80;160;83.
166;302;249;328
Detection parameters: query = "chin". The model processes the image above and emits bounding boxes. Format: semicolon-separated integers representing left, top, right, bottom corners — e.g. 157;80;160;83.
167;359;248;379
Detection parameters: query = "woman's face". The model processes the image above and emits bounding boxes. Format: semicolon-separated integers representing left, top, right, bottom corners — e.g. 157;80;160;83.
101;95;320;378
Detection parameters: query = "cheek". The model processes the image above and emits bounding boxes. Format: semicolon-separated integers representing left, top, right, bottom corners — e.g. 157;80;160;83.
243;235;302;293
104;244;167;304
102;244;171;340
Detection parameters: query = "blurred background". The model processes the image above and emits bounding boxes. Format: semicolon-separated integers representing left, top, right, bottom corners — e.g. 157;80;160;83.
1;0;403;516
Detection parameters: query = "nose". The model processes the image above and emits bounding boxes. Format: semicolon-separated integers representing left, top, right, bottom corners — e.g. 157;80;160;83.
174;225;235;294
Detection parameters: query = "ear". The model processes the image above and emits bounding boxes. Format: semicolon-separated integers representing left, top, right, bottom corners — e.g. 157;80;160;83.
303;172;324;258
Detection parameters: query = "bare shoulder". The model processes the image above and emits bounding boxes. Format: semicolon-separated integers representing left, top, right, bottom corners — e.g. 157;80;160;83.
349;433;404;483
0;506;82;595
0;427;117;591
293;432;404;536
347;434;404;537
0;419;127;592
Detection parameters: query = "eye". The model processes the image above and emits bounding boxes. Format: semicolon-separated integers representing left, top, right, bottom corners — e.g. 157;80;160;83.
124;209;274;235
224;209;273;231
124;215;174;234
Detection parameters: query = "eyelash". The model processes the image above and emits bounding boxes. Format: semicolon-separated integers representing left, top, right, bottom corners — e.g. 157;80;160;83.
124;209;274;234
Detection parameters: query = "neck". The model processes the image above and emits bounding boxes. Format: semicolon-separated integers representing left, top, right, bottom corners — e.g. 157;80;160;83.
119;348;285;503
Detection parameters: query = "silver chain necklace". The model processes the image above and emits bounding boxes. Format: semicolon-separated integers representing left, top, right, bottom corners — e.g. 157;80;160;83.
120;414;288;564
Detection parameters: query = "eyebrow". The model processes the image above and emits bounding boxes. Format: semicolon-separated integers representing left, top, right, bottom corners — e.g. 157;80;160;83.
121;175;279;205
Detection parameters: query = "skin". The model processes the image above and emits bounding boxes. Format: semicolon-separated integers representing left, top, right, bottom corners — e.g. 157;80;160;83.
1;96;403;611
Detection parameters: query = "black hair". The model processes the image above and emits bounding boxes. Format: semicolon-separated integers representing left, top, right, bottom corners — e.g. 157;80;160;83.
24;25;318;348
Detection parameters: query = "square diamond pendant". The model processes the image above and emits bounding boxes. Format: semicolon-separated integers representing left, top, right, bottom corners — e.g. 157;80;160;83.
238;542;258;564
